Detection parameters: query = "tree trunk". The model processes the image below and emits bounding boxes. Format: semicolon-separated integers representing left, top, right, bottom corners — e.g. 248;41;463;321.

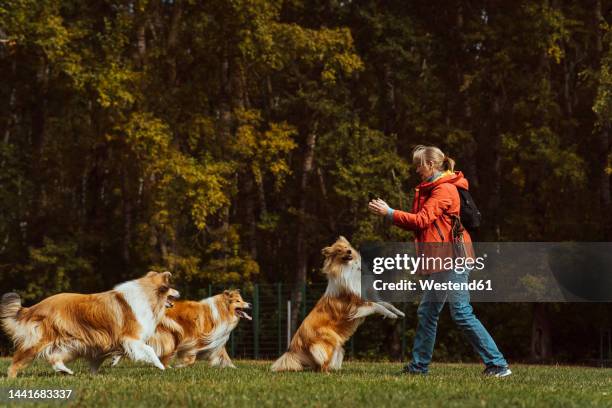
121;168;132;265
292;126;318;333
135;2;147;69
490;97;502;241
244;172;258;259
478;95;502;241
453;0;480;192
596;0;612;239
1;83;17;168
316;166;336;232
382;64;396;135
257;177;268;217
166;0;182;84
28;55;49;241
530;303;552;361
599;125;611;240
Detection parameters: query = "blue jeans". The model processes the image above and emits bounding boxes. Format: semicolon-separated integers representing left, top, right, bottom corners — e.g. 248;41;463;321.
407;269;507;373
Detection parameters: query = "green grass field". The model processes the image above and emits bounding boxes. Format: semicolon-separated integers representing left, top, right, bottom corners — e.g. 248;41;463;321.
0;358;610;407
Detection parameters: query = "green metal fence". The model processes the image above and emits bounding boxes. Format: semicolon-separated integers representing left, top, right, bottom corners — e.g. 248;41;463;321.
203;283;410;361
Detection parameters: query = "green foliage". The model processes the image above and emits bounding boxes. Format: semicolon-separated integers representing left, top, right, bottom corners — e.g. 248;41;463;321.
120;112;232;231
17;238;94;300
232;109;297;190
318;122;411;243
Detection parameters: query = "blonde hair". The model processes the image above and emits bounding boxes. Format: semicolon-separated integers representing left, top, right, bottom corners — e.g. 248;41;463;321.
412;145;455;172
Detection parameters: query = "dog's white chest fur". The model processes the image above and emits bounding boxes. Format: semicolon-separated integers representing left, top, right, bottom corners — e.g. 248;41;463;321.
114;281;157;340
201;298;238;352
325;258;362;297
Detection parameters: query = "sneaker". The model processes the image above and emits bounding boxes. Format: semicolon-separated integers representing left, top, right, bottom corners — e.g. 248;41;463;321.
400;365;428;376
482;366;512;378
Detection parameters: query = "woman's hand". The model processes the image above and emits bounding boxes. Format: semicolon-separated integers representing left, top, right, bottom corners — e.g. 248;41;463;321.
368;198;390;217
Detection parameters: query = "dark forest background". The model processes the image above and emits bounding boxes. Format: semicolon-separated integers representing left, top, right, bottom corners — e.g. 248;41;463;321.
1;0;611;363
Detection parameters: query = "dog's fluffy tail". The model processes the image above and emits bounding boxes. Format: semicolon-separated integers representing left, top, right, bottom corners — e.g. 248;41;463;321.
1;292;22;338
271;351;303;372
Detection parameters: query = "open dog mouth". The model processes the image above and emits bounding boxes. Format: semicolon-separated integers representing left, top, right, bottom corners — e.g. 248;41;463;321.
342;254;353;261
235;308;252;320
165;295;179;309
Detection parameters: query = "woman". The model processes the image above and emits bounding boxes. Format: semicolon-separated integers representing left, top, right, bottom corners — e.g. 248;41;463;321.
368;145;511;377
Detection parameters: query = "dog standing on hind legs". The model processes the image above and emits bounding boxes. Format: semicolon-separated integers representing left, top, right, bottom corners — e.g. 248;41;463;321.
271;236;404;372
1;271;179;378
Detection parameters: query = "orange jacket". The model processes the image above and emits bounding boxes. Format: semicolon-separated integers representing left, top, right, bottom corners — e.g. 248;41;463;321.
392;171;473;273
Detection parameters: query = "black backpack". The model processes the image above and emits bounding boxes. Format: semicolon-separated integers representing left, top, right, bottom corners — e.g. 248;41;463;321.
456;187;481;231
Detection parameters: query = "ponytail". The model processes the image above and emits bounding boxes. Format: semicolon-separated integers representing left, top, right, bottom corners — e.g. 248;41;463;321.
413;145;456;172
443;156;455;172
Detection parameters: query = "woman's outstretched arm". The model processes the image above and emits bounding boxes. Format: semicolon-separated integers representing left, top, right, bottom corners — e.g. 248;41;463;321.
368;186;452;231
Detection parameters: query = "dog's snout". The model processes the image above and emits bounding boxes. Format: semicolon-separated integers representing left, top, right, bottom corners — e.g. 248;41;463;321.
170;289;180;299
245;302;252;309
346;249;352;254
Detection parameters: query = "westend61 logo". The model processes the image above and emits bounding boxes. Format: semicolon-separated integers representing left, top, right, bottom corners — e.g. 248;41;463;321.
371;254;487;275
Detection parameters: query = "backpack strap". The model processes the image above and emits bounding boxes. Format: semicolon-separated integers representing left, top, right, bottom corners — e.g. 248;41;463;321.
450;214;467;258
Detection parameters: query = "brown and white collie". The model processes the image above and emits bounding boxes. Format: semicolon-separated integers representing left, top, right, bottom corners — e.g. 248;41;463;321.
271;236;404;372
0;271;179;378
111;289;251;369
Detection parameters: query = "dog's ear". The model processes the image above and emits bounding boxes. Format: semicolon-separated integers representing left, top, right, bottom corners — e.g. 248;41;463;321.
145;271;158;278
223;289;231;297
321;246;333;257
160;271;172;283
338;235;349;244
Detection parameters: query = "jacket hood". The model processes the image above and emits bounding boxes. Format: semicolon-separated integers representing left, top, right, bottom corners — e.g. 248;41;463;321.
417;171;469;191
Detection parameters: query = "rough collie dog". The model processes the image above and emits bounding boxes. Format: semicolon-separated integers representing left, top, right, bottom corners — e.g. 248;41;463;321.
1;271;179;378
111;289;251;369
271;236;404;372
